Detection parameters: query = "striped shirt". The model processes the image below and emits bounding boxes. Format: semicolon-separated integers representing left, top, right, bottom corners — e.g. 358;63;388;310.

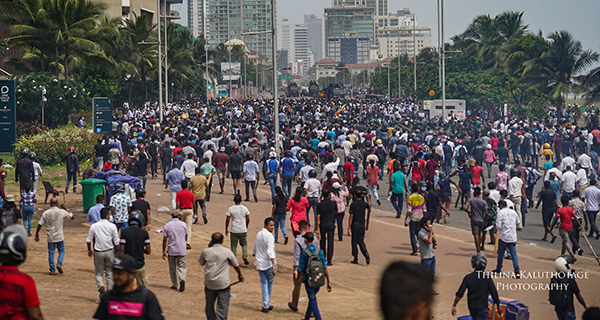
407;193;425;222
19;192;37;207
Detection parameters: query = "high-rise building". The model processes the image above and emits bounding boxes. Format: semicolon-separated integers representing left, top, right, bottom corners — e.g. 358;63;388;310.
294;24;311;73
189;0;274;59
376;9;432;58
304;14;323;63
324;5;374;64
278;19;296;62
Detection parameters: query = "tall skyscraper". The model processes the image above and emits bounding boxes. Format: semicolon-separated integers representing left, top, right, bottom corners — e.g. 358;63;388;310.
294;24;310;73
278;19;296;62
376;9;432;58
304;14;323;63
188;0;274;59
324;5;374;64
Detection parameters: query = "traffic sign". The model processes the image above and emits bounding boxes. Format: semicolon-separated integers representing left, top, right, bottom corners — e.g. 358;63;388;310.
207;83;214;90
429;90;436;96
278;75;292;80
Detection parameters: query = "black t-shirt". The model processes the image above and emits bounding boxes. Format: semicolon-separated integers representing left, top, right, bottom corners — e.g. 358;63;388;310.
100;144;113;159
317;199;337;225
272;196;287;215
539;190;556;214
93;286;164;320
160;147;172;162
351;186;368;200
497;147;509;163
131;200;151;226
120;226;150;269
229;152;243;172
455;272;499;316
349;200;369;224
133;159;149;177
551;276;580;312
1;205;22;222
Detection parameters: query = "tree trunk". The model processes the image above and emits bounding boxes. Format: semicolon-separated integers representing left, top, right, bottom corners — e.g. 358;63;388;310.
55;46;60;77
64;53;69;81
141;65;148;101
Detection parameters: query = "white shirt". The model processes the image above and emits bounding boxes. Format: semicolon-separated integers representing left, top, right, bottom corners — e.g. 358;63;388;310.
181;159;198;179
562;171;577;193
86;219;119;251
253;228;276;271
39;207;73;243
577;154;592;169
489;190;501;204
304;178;321;198
299;165;313;183
560;157;576;171
582;185;600;211
496;207;520;243
321;157;341;179
576;168;588;186
226;205;250;234
33;162;43;178
545;167;563;181
508;177;523;198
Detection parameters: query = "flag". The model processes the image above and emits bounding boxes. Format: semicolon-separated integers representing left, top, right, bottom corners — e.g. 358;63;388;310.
335;104;347;117
220;96;228;104
178;113;189;119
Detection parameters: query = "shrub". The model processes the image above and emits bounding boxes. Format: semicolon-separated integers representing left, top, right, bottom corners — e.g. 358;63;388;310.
17;121;48;137
14;126;99;165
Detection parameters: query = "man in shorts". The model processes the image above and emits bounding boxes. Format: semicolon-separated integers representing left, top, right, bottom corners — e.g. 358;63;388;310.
229;146;244;195
463;187;488;253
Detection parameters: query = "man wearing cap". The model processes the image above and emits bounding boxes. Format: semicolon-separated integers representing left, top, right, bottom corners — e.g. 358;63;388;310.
62;147;80;194
214;147;230;195
229;146;244;195
162;210;188;292
1;195;22;229
86;207;119;298
34;197;74;275
200;232;244;320
93;253;164;320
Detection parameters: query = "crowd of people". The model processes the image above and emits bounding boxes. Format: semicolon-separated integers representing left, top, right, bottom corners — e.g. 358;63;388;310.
1;97;600;320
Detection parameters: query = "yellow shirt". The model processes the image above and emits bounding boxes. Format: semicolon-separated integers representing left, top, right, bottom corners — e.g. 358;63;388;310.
189;174;209;200
541;148;553;160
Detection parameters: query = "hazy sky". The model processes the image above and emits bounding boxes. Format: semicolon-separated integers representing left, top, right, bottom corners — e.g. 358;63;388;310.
172;0;600;52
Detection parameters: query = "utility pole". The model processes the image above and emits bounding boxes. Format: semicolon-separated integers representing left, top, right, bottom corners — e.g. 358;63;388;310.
157;0;163;121
397;27;401;98
437;0;441;87
164;0;168;105
271;0;279;157
441;0;446;119
413;14;417;92
204;0;209;102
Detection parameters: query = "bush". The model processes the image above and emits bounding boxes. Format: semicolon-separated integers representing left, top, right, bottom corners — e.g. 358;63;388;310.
17;121;48;137
14;126;99;165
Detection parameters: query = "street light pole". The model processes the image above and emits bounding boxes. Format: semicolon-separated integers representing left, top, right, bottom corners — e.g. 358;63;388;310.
441;0;446;119
164;0;168;106
437;0;441;88
157;0;163;122
270;0;279;157
413;14;417;92
397;28;401;98
204;0;209;101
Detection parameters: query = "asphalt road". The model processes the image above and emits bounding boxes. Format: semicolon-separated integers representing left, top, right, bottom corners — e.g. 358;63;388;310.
351;163;600;259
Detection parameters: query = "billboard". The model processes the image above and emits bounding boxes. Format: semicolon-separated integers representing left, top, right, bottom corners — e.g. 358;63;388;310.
93;97;113;135
0;80;16;153
221;62;241;81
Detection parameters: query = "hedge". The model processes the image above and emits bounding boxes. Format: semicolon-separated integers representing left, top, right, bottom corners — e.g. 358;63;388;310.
14;126;98;165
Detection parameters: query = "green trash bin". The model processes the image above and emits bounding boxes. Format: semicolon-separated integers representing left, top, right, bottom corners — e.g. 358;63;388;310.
80;179;105;213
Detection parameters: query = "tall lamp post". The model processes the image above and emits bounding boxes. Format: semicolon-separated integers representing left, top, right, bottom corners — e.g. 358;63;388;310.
157;0;163;122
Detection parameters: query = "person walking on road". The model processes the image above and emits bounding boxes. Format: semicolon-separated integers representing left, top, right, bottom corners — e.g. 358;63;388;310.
253;217;277;313
109;187;132;231
463;187;488;253
550;196;578;262
535;181;558;242
175;180;196;250
287;187;310;237
34;197;74;275
93;253;164;320
229;146;244;195
405;184;425;256
389;163;408;218
348;188;370;265
289;220;311;312
418;217;437;295
451;254;500;320
225;194;250;265
19;185;36;237
162;210;188;292
243;154;260;202
582;179;600;239
491;200;521;277
200;232;244;320
86;207;119;299
549;255;588;320
271;186;289;245
317;189;336;265
330;182;349;242
15;148;34;194
118;211;150;287
190;167;211;225
296;232;332;320
165;162;185;210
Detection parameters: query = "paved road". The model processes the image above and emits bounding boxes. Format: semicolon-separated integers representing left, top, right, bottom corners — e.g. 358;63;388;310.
347;163;600;258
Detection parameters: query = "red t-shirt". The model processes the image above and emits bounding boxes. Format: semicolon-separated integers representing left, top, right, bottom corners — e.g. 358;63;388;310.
173;147;183;157
343;162;354;181
176;189;196;209
213;152;229;172
556;207;575;230
0;266;40;318
425;159;438;181
366;165;379;185
411;159;426;180
470;166;484;185
490;137;499;150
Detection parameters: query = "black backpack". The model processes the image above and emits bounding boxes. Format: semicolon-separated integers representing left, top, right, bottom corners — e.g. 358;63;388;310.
527;169;537;186
549;276;572;309
0;207;17;232
303;248;326;288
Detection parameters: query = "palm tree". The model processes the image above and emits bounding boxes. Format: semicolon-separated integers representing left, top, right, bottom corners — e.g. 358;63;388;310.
522;30;599;106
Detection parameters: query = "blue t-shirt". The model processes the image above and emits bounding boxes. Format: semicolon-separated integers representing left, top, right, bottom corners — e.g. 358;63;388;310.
309;138;320;150
281;157;295;177
437;178;452;198
427;192;440;218
459;171;472;190
391;171;406;194
266;158;280;174
166;168;185;192
544;161;553;171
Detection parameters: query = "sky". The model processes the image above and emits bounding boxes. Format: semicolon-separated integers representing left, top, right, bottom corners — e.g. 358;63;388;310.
172;0;600;52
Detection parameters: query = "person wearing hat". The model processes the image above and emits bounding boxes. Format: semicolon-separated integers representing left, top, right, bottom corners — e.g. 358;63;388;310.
549;255;587;319
1;194;22;231
451;253;500;319
483;144;495;179
0;225;44;319
34;197;74;275
93;253;164;320
213;146;230;195
229;145;244;195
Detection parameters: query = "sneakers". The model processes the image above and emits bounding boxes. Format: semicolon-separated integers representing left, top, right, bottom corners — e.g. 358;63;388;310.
350;259;358;264
243;258;249;265
377;199;381;206
288;302;298;312
179;280;185;292
99;286;106;299
577;248;584;256
57;266;63;274
284;237;289;245
203;216;208;224
366;254;371;265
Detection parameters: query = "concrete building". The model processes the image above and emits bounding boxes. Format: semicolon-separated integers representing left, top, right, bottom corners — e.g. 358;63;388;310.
191;0;273;59
376;9;432;59
315;58;339;81
324;5;375;64
277;19;296;62
114;0;167;24
294;24;311;73
304;14;324;63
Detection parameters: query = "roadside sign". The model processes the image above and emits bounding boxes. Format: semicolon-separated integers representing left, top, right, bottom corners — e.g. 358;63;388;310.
429;90;435;96
0;80;16;153
93;97;112;135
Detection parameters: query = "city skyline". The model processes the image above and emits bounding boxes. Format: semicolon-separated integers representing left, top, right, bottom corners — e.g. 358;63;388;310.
172;0;600;57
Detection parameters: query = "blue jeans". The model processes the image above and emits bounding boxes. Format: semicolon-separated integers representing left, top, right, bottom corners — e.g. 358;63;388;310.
338;166;344;181
162;162;171;183
268;173;278;198
409;220;420;253
258;268;274;308
48;241;65;272
66;171;77;188
115;222;129;231
304;283;322;320
391;193;404;216
22;205;34;234
282;176;293;196
587;210;599;235
496;240;520;273
307;197;319;226
421;256;436;277
273;214;287;241
443;159;452;175
555;310;576;320
379;162;385;180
